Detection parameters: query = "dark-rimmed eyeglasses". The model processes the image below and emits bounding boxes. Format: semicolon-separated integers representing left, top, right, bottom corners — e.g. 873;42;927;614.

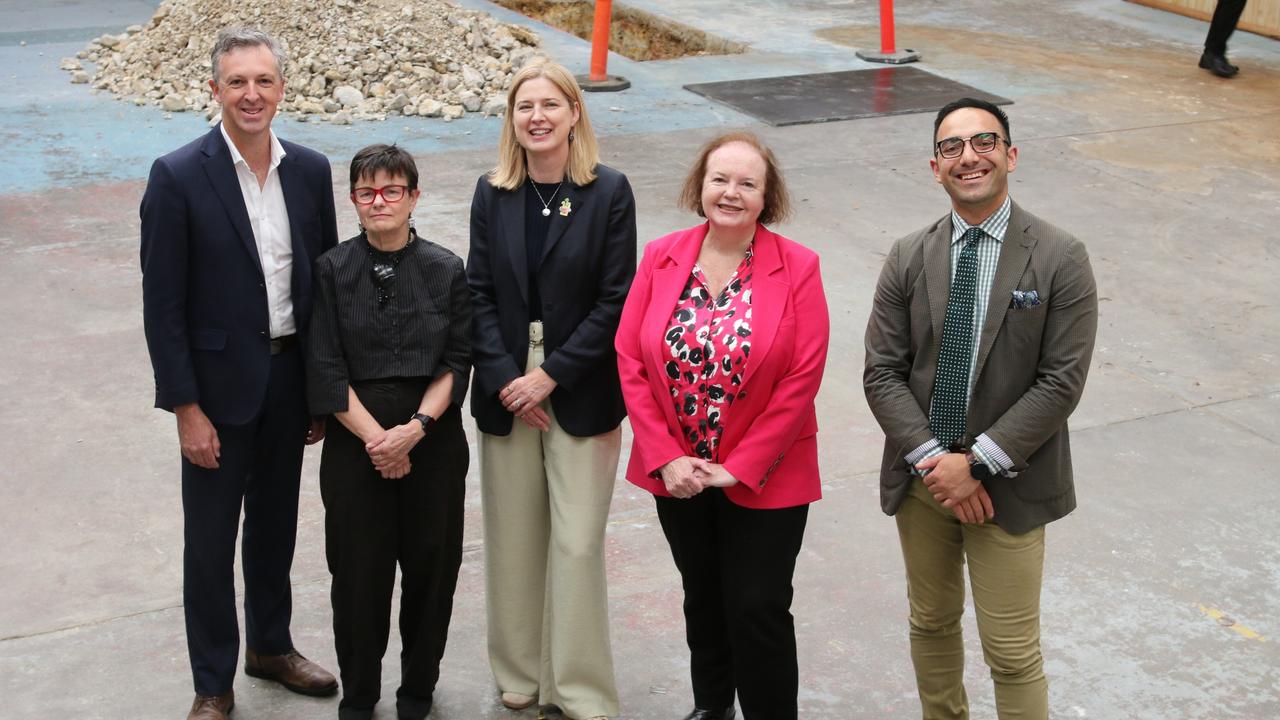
371;262;396;308
351;185;409;205
934;132;1008;159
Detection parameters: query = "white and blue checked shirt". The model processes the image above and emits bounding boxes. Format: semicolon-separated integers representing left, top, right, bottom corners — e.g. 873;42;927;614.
907;196;1017;476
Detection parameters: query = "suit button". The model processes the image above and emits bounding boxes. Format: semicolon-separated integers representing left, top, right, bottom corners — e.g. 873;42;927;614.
259;331;267;337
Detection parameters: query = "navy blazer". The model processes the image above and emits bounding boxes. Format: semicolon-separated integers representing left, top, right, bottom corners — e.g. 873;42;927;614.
466;163;637;437
140;126;339;425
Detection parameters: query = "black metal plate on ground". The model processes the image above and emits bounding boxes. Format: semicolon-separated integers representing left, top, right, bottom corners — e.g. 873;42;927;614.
683;66;1012;127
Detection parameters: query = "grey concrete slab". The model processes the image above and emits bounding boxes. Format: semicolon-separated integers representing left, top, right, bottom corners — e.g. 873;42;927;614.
3;0;1279;719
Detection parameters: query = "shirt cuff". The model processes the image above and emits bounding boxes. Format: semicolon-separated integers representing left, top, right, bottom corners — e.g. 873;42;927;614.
905;439;945;475
972;433;1017;477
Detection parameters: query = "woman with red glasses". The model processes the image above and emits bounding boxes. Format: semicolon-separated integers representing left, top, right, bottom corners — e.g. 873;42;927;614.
306;143;471;720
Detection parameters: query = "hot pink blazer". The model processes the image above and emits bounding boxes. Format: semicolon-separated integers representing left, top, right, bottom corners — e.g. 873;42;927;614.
615;223;829;509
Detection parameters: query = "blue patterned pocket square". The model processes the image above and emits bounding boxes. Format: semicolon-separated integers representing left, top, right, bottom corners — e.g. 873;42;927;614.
1011;289;1041;309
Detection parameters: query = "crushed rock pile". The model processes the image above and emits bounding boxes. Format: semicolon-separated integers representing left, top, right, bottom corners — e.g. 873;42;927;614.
60;0;541;124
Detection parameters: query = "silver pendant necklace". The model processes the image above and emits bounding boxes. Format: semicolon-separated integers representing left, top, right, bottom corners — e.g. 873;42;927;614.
529;178;564;217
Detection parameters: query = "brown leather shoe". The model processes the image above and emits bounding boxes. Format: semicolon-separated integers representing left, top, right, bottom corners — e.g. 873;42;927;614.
187;691;234;720
244;648;338;696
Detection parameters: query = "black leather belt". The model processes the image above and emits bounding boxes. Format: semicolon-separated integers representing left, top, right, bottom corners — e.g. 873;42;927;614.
270;334;298;355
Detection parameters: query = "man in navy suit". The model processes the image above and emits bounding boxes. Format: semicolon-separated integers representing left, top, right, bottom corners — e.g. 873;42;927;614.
140;28;339;720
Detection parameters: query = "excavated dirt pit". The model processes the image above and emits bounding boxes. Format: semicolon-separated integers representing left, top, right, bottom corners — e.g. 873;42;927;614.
492;0;744;60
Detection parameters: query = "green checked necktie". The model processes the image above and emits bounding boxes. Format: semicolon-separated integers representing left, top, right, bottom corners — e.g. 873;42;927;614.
930;226;984;449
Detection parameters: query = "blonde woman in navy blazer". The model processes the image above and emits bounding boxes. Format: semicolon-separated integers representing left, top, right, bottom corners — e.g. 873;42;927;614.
466;57;636;720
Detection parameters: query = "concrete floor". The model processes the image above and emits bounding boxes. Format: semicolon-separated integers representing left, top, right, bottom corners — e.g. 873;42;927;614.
1;0;1278;718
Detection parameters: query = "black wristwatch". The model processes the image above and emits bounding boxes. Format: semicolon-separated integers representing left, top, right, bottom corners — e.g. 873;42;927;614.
411;412;435;435
966;452;993;480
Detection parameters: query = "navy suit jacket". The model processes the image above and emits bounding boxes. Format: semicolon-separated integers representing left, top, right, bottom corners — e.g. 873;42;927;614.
140;126;338;425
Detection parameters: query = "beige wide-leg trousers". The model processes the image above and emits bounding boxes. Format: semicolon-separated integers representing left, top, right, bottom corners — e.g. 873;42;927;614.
480;325;621;719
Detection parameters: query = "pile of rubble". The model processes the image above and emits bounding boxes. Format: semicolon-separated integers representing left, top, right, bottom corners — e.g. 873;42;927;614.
60;0;541;123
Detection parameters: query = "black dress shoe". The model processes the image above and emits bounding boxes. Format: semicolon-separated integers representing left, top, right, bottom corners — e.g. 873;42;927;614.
681;709;736;720
1198;51;1239;78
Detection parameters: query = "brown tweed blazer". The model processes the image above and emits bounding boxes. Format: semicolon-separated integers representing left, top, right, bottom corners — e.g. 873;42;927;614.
863;201;1098;535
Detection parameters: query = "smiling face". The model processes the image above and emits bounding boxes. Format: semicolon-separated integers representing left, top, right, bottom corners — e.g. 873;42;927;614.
930;107;1017;223
209;44;283;144
511;76;580;161
352;170;420;237
700;141;768;234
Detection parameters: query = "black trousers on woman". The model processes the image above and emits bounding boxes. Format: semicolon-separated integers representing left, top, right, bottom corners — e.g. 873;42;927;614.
320;379;468;720
656;490;809;720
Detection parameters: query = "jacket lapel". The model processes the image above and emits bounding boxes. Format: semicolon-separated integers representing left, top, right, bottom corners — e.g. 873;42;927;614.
541;182;578;263
276;150;310;316
973;201;1036;383
498;186;529;304
923;214;952;345
644;225;705;381
741;225;785;388
201;126;263;279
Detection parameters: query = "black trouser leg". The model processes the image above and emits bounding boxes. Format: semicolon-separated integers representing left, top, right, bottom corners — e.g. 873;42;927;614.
657;491;809;720
243;349;307;656
657;492;735;711
322;408;398;711
182;424;251;696
716;494;808;720
397;408;467;719
1205;0;1247;55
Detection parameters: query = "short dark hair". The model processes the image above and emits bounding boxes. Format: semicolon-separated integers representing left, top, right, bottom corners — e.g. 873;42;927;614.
349;144;419;192
933;98;1011;145
678;131;793;227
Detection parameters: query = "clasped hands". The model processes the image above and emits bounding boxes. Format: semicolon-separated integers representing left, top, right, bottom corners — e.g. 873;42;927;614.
916;452;995;525
365;421;425;479
500;367;556;431
659;456;739;499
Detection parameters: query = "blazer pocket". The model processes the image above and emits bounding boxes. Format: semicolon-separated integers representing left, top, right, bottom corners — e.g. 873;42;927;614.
190;328;228;351
1005;303;1047;323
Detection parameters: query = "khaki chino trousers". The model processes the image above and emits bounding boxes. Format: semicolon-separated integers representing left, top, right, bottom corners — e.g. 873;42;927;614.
480;330;621;719
896;477;1048;720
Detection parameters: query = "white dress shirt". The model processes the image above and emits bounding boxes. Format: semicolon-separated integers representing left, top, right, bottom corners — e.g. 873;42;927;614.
220;123;296;338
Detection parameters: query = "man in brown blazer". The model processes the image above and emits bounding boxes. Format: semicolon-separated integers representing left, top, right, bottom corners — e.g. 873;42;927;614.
864;98;1098;719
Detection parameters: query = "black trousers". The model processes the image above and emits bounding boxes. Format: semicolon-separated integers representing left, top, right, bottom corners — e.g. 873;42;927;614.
1205;0;1247;54
321;379;467;719
182;347;307;695
656;490;809;720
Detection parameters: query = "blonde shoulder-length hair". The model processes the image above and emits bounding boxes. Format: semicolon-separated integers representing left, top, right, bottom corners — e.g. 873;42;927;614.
488;57;600;190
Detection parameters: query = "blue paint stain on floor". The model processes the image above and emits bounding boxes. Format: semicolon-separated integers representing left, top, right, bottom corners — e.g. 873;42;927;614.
0;0;909;193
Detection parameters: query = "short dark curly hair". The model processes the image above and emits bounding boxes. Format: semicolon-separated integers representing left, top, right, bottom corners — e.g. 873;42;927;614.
349;144;419;192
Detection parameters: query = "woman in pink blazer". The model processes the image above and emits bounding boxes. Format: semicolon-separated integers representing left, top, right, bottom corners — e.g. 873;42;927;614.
615;132;829;720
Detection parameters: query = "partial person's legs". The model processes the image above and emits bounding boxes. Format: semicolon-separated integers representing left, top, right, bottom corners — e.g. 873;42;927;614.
397;408;468;719
1205;0;1248;55
321;399;398;713
538;396;621;719
656;493;735;712
965;522;1047;720
481;369;550;699
182;422;254;696
718;493;808;720
895;478;971;720
242;349;307;657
